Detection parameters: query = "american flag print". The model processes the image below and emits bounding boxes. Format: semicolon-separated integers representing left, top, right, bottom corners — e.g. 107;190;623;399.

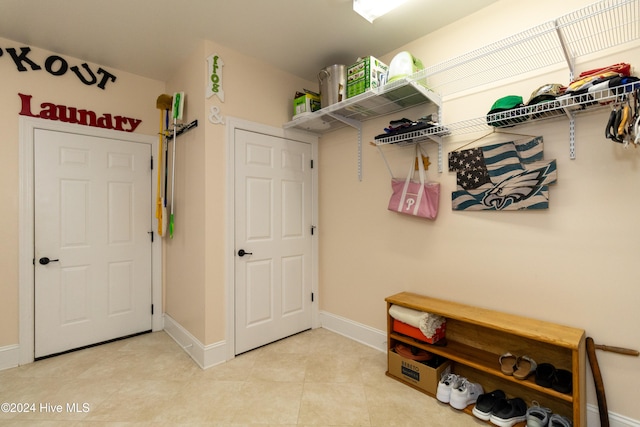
448;137;557;211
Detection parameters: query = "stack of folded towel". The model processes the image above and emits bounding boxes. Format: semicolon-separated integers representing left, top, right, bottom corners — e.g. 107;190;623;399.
389;305;446;340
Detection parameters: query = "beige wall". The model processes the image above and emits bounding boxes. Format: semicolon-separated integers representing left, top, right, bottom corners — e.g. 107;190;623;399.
163;42;208;343
318;0;640;420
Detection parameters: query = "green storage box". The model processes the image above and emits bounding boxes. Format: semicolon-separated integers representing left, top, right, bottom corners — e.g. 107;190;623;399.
346;56;389;98
293;90;321;117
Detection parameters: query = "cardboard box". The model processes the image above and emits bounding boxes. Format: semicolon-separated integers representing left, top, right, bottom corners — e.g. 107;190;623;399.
347;56;389;98
293;91;321;117
388;349;451;395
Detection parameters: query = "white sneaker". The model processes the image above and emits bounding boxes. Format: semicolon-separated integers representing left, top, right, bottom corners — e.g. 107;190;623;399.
526;401;552;427
549;414;573;427
436;373;462;403
450;378;484;410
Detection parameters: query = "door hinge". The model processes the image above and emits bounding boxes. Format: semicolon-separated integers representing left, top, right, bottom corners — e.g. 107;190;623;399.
151;155;154;171
148;231;154;242
151;304;154;315
311;292;314;302
311;159;314;169
311;225;316;235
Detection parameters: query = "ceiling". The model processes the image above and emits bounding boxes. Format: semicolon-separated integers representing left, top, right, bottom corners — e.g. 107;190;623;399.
0;0;498;82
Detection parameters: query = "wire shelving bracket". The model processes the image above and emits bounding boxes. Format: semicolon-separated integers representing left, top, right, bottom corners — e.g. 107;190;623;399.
326;112;364;181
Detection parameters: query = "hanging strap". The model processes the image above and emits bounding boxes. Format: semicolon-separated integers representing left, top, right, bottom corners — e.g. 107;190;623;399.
377;145;395;178
380;142;431;179
398;144;426;215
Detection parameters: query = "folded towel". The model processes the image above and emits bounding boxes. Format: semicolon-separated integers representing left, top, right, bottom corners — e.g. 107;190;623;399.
389;304;445;339
419;313;445;339
388;305;424;328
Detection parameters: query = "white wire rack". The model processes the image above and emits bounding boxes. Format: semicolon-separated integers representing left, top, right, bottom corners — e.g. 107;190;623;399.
421;21;565;97
557;0;640;72
423;0;640;97
375;80;640;144
284;77;440;134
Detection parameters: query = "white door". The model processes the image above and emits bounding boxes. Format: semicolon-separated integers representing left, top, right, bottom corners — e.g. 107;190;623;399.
34;129;153;358
234;129;313;354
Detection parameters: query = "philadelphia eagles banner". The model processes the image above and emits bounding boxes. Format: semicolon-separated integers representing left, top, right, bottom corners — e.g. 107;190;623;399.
448;137;557;211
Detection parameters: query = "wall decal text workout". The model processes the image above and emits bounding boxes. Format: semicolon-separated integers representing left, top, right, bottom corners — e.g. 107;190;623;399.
1;46;117;90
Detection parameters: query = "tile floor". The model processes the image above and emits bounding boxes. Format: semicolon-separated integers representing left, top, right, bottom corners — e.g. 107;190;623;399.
0;328;480;426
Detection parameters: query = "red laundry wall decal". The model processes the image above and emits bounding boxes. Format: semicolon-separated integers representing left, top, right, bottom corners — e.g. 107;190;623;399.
18;93;142;133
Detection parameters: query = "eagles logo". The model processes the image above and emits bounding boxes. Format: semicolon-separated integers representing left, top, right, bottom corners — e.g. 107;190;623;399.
483;168;548;210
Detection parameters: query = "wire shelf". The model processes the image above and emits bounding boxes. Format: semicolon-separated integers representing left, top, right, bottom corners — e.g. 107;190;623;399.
557;0;640;59
373;80;640;143
373;128;448;147
284;79;438;133
422;0;640;97
422;21;565;97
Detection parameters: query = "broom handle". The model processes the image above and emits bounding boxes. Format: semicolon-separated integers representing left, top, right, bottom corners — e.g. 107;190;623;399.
171;116;177;217
587;337;609;427
594;344;639;356
156;110;164;235
164;110;169;205
169;116;177;238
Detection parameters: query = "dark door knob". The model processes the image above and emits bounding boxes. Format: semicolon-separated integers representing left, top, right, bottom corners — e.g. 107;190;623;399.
237;249;253;257
39;257;59;265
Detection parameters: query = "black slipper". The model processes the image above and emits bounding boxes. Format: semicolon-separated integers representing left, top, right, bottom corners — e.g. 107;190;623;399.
552;369;573;394
535;363;556;388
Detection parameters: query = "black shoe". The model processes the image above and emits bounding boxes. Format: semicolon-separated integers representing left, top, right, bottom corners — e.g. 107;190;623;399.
489;397;527;427
472;389;506;421
552;369;573;394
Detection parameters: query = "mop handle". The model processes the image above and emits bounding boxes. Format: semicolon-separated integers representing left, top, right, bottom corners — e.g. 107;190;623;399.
169;117;177;238
169;92;183;239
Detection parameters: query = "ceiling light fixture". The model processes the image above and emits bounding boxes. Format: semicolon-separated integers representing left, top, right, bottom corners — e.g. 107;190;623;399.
353;0;409;23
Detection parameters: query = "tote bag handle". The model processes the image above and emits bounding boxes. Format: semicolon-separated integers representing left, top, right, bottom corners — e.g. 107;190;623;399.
398;145;426;215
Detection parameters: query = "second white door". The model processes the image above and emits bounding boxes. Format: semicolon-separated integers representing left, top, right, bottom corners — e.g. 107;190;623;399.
234;129;313;354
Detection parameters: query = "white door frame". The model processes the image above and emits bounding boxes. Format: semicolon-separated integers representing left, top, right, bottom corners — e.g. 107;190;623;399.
225;117;319;360
18;116;163;365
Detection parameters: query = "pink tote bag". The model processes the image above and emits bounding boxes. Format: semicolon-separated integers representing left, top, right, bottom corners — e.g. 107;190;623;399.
388;147;440;220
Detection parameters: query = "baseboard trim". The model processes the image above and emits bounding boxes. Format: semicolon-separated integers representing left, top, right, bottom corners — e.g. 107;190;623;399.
319;310;640;427
319;310;386;353
162;314;227;369
0;344;20;372
588;405;640;427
